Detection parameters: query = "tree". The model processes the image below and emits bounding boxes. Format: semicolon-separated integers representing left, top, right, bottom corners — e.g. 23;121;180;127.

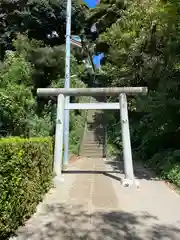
0;47;54;137
0;0;85;59
87;0;180;184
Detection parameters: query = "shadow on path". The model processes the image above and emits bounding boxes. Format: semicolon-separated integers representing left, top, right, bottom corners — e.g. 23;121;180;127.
63;169;122;182
106;155;159;181
14;203;180;240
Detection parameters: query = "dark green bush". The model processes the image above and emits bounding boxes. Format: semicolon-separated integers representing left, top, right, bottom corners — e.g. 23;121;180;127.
0;137;53;239
147;150;180;187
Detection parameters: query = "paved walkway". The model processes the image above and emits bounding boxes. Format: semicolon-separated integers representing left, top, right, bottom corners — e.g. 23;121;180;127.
11;157;180;240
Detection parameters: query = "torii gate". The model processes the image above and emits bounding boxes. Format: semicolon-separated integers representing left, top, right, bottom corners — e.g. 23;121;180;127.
37;87;148;187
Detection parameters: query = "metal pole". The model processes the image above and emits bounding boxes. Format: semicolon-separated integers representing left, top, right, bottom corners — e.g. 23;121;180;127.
119;93;134;185
53;94;65;184
63;0;72;166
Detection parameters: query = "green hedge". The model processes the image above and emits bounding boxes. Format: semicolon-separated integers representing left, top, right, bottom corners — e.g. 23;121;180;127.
0;137;53;239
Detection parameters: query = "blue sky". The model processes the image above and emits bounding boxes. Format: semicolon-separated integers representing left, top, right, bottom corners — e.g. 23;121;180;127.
83;0;100;8
93;53;104;69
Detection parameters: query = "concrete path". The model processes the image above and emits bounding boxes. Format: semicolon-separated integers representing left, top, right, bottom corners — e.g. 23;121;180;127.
11;157;180;240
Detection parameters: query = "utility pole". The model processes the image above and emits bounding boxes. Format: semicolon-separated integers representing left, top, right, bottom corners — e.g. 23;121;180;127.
63;0;72;166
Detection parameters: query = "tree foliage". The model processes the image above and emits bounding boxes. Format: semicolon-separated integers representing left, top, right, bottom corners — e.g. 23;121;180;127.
0;0;85;59
90;0;180;184
0;45;53;137
1;0;180;187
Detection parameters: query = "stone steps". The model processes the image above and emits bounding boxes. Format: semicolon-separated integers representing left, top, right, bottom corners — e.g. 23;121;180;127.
80;102;105;158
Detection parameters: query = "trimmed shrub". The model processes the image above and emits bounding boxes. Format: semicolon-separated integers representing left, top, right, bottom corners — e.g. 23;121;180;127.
0;137;53;239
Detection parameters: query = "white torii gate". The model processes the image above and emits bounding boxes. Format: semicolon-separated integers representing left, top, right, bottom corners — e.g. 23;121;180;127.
37;87;148;187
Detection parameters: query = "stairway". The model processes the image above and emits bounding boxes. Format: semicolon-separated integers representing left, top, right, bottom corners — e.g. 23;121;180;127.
80;97;106;158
